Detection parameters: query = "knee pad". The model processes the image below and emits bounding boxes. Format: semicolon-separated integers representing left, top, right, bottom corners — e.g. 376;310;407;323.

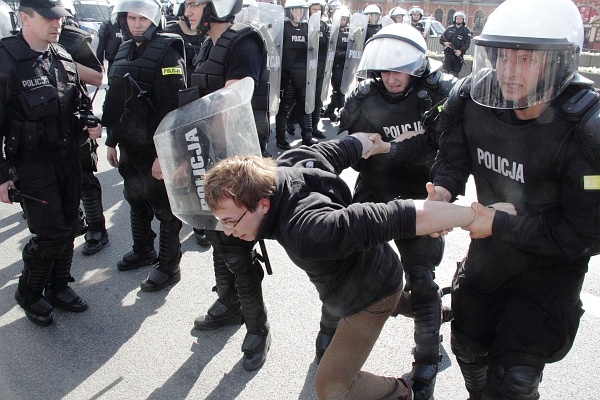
405;266;438;293
486;364;542;400
451;328;489;366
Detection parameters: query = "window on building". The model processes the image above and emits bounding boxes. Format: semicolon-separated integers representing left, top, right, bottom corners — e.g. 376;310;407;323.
473;10;485;31
434;9;443;24
447;9;456;26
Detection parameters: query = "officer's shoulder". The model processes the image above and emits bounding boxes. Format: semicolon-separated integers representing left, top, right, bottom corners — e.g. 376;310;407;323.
51;42;74;61
355;79;377;99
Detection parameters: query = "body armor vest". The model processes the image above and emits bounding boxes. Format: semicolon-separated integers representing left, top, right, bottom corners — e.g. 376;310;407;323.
103;33;184;144
334;26;348;65
282;20;308;71
190;23;269;123
0;35;79;156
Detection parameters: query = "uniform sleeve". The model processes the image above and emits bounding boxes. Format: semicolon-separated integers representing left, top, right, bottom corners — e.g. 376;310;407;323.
491;140;600;258
155;47;187;121
226;36;263;83
430;119;472;200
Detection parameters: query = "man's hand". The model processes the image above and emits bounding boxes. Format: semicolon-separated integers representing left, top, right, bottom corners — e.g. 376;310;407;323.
350;132;375;158
152;158;163;180
362;133;391;158
454;49;462;57
106;146;119;168
85;123;103;140
425;182;451;202
444;41;451;48
0;180;15;204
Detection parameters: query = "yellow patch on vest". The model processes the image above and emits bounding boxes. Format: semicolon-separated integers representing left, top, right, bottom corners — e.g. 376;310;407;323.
162;67;183;76
583;175;600;190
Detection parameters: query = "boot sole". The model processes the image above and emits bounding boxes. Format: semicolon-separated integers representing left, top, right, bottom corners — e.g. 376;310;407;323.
117;257;159;271
140;271;181;292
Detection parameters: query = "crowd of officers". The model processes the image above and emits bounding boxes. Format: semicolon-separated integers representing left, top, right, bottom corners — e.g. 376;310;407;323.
1;0;598;399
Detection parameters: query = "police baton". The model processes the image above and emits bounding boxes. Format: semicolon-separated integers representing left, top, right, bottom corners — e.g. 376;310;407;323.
258;239;273;275
123;73;156;111
7;188;48;205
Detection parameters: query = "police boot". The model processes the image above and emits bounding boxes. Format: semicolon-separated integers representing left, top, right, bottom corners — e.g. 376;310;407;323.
222;247;270;371
15;269;54;326
117;207;157;271
193;228;211;249
45;244;88;313
81;189;108;255
194;251;243;330
322;102;336;120
141;219;182;292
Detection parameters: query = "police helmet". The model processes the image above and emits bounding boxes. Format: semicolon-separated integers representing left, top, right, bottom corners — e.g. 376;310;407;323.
113;0;163;41
453;11;466;24
326;0;341;18
339;6;350;26
363;4;381;25
307;0;325;15
357;22;428;79
186;0;243;31
389;6;406;23
470;0;583;109
285;0;308;23
408;6;422;19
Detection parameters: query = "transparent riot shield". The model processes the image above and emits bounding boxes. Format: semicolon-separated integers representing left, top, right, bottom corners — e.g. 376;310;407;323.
340;12;368;95
154;77;261;231
320;9;341;103
305;11;321;114
380;15;394;28
256;3;284;115
0;1;16;38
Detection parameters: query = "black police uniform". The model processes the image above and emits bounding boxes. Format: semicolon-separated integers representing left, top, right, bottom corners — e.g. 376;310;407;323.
312;18;329;138
164;20;206;85
411;20;424;34
59;24;108;255
276;19;315;147
439;23;471;76
323;21;348;121
365;21;381;41
338;69;457;399
431;76;600;399
181;22;270;371
0;33;90;325
103;32;186;291
96;18;123;77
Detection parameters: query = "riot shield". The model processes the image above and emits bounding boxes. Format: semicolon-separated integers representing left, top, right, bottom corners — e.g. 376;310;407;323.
154;77;261;231
320;9;341;103
257;3;284;115
0;1;16;38
340;12;368;95
423;16;432;40
305;11;321;114
380;15;394;27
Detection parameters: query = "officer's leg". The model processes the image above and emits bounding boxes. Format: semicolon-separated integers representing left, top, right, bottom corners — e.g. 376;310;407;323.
287;101;300;136
141;177;183;292
275;76;294;150
397;235;445;400
295;84;316;146
312;75;326;139
452;328;490;400
482;354;543;400
194;245;243;330
315;304;339;364
211;231;270;371
81;169;108;255
116;156;157;271
45;240;88;312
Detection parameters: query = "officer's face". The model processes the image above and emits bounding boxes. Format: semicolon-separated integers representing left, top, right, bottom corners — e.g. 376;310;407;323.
368;13;379;24
213;197;269;242
340;16;349;27
20;11;63;48
184;1;206;29
126;12;153;37
496;48;545;103
381;71;412;94
309;4;320;15
290;7;304;23
411;13;420;22
455;16;464;25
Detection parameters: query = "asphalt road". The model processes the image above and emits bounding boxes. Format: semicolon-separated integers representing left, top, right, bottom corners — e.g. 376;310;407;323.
0;84;599;400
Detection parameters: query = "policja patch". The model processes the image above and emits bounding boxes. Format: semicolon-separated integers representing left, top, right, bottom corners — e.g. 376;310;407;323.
162;67;183;75
583;175;600;190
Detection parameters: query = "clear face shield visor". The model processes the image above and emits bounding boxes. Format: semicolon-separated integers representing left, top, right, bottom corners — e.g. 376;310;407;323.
357;35;427;79
285;6;307;23
112;0;162;25
470;40;578;109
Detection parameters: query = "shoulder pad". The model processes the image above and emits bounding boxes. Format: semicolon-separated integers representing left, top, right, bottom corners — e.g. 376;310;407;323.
156;32;186;60
355;79;375;99
578;102;600;168
51;43;73;61
443;75;471;116
558;84;598;122
423;69;457;97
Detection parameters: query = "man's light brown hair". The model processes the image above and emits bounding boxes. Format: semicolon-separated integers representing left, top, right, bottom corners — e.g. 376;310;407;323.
204;155;277;212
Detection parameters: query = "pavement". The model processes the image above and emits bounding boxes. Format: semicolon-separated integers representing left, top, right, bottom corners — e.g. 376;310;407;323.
0;83;599;400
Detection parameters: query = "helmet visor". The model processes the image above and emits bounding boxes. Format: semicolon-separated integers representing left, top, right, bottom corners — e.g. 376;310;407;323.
112;0;162;26
357;35;427;78
471;40;578;109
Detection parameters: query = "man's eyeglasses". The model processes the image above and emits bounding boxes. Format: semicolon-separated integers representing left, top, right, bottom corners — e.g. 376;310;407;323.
184;2;201;9
220;210;248;230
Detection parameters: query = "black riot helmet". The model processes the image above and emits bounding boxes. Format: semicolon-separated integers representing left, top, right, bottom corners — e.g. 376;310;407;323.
112;0;164;42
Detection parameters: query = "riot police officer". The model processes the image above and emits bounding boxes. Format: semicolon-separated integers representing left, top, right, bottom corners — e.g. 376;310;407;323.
275;0;318;150
306;0;327;139
0;0;103;326
389;6;406;24
59;20;109;255
363;4;381;41
440;11;471;77
102;0;187;291
326;23;457;399
178;0;271;372
96;5;124;77
322;6;349;122
408;6;424;35
429;0;600;398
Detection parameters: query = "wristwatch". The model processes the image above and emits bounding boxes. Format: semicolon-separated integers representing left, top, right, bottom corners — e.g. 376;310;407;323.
386;141;398;159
